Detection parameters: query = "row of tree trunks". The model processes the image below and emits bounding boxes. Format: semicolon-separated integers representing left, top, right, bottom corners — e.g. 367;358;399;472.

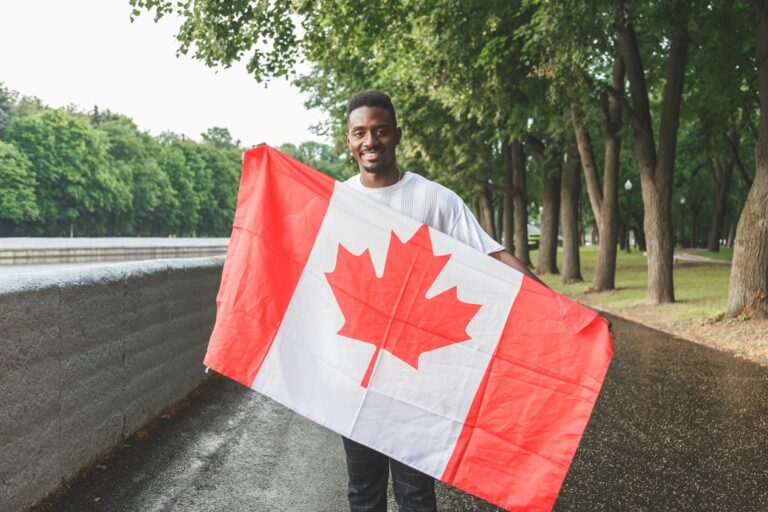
618;221;630;252
480;137;582;280
632;211;647;251
617;7;689;303
727;0;768;319
560;141;583;283
707;156;735;251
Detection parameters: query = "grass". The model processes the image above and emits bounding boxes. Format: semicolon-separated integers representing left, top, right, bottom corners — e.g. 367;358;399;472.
529;245;731;327
689;248;734;261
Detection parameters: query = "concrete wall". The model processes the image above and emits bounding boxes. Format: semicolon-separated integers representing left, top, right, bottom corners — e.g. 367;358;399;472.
0;237;228;264
0;257;224;512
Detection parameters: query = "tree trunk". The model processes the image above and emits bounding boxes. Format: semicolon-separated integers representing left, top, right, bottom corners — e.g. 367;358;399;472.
727;0;768;318
707;158;734;252
561;142;583;283
727;217;737;248
690;205;700;248
502;141;515;254
478;186;497;240
633;212;647;251
617;9;689;303
503;193;514;254
510;140;531;266
618;220;627;251
624;225;632;253
571;54;624;291
536;160;561;275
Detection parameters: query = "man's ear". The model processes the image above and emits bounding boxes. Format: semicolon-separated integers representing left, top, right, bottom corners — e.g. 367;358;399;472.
395;126;402;144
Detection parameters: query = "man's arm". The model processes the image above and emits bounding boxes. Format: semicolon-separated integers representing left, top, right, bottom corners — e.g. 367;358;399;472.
489;250;547;286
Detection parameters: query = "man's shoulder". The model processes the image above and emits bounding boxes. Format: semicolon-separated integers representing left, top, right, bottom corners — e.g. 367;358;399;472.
407;172;464;204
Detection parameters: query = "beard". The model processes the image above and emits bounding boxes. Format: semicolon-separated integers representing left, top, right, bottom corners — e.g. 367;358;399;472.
360;160;390;173
357;149;396;175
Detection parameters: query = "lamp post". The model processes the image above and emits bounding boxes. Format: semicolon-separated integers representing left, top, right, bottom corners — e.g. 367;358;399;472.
623;180;633;252
680;196;686;248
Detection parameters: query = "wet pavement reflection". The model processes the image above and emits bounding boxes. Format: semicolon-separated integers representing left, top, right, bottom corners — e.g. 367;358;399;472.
34;316;767;511
555;315;768;511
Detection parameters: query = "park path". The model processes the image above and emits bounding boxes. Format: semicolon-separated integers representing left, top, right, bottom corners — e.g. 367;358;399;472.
34;316;767;512
673;251;732;265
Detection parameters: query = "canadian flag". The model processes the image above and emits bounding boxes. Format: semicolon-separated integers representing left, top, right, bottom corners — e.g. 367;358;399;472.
204;145;613;511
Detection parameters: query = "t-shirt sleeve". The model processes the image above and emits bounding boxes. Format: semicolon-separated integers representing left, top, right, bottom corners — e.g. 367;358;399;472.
448;200;505;255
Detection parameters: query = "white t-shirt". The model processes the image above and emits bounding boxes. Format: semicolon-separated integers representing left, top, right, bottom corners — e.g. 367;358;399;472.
344;171;504;255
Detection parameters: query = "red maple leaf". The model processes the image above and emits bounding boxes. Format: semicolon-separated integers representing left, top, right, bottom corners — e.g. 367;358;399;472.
325;224;481;388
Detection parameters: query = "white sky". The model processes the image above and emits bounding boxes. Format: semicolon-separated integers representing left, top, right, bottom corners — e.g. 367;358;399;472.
0;0;329;146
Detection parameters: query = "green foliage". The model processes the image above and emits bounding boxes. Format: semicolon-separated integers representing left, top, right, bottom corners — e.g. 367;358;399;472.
158;139;201;235
0;141;38;232
129;0;300;81
96;115;177;235
278;141;350;180
5;109;115;236
0;82;17;137
0;97;267;237
201;126;241;149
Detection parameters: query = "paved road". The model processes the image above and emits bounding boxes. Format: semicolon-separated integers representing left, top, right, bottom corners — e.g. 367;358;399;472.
34;316;768;511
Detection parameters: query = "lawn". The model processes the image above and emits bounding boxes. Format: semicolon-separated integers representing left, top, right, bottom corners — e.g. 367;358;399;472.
529;245;731;327
689;248;734;261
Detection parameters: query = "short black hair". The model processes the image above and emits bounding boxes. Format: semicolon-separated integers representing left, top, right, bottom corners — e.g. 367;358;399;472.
346;90;397;125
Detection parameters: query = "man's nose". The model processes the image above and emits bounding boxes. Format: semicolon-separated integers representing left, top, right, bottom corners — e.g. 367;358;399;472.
363;131;379;146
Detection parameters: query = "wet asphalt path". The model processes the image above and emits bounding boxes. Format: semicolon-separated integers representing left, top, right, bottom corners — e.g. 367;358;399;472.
35;316;768;511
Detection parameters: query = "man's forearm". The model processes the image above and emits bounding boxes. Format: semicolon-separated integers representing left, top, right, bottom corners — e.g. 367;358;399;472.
490;250;546;286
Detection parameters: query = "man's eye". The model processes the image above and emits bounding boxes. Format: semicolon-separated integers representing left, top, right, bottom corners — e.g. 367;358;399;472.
376;129;388;136
353;131;364;137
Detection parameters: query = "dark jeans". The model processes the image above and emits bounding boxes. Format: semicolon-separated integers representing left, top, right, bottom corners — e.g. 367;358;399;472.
342;436;437;512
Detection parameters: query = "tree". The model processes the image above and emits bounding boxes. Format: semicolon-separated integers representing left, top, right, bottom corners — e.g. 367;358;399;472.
570;54;625;291
727;0;768;319
159;137;200;236
129;0;543;258
96;116;176;235
0;82;17;138
560;141;583;283
5;109;117;236
529;136;562;276
202;145;241;235
0;141;38;234
13;95;45;118
616;1;691;303
278;141;349;180
201;126;241;149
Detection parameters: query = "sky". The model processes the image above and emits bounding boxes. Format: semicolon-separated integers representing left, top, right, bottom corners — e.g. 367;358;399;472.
0;1;329;146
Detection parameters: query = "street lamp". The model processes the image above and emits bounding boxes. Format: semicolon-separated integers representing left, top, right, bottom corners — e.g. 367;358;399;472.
680;197;686;248
623;180;633;252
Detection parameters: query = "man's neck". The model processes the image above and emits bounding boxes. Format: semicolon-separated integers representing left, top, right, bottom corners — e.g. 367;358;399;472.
358;167;401;189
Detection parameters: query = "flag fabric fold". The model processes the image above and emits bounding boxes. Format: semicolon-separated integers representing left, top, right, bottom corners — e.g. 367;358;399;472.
205;145;613;511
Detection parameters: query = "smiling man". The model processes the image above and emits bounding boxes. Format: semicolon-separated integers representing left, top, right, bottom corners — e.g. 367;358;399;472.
340;90;540;512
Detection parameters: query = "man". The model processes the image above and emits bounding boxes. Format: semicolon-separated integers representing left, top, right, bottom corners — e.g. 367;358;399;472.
341;90;542;512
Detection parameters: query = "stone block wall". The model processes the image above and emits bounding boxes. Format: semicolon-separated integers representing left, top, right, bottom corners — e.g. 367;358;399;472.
0;257;223;512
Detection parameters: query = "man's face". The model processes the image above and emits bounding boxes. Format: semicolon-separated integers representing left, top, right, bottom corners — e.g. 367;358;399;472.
345;106;402;174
